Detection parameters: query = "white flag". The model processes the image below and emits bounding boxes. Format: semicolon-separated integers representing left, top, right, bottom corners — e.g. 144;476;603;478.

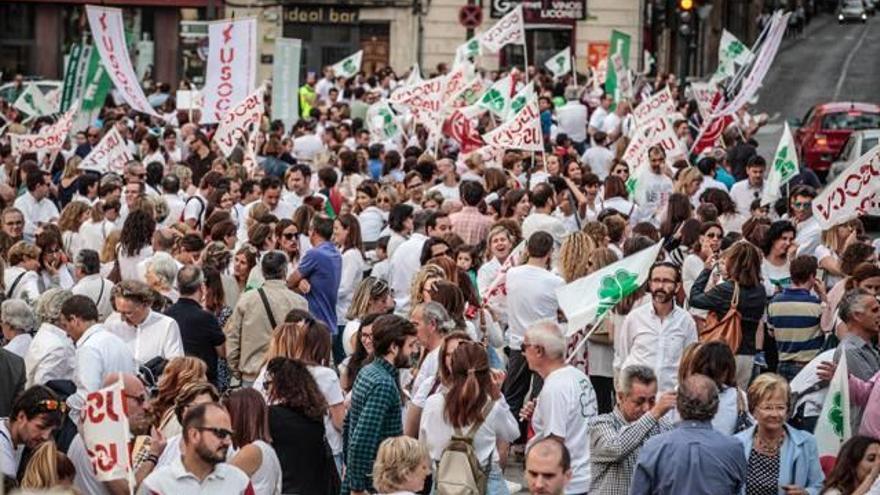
202;18;258;125
10;102;78;157
632;86;675;128
331;50;363;79
710;30;754;85
814;354;851;470
505;81;536;121
557;243;663;334
761;122;799;206
454;36;483;67
483;97;544;152
442;62;476;106
85;6;159;117
367;100;402;142
213;85;265;157
82;378;132;482
545;47;572;78
480;5;525;53
812;143;880;229
405;63;422;86
78;127;133;174
477;75;514;118
14;84;53;117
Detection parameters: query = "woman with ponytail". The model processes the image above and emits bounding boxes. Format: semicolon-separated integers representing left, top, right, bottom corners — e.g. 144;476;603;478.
418;341;519;495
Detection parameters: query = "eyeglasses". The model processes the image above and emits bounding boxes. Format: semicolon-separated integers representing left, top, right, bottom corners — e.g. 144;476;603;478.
124;392;147;406
704;232;721;239
262;380;273;391
282;232;297;240
196;426;235;440
377;197;391;204
793;201;811;209
360;331;373;341
369;279;390;297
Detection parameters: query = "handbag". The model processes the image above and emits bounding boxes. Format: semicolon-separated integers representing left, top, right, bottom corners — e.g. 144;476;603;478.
733;387;753;433
699;282;743;353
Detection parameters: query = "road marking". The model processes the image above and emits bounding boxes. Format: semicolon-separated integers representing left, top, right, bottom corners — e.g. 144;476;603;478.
834;25;871;100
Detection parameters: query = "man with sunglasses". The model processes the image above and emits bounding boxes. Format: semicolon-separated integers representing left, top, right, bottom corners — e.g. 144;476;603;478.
1;385;65;479
142;402;253;494
59;295;136;422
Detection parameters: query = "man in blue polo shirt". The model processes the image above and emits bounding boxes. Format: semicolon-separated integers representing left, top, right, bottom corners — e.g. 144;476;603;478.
767;254;825;382
289;214;342;359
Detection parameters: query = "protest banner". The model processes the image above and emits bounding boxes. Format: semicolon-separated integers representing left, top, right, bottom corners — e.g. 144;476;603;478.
812;143;880;229
449;76;487;109
271;38;302;132
78;127;133;174
76;45;113;131
710;30;754;85
443;109;484;154
480;5;525;53
390;76;445;117
505;81;535;121
688;82;718;120
483;98;543;152
478;75;514;118
213;85;265;157
587;41;610;87
605;30;631;104
10;103;78;157
442;61;474;106
85;6;160;118
367;100;402;142
61;43;91;112
202;18;257;125
83;379;132;483
175;90;203;110
405;63;422;86
631;86;675;127
623;117;685;169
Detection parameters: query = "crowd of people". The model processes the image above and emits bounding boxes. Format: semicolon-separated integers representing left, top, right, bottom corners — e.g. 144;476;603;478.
0;57;879;495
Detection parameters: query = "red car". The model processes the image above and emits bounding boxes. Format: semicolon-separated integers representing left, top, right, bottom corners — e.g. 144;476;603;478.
791;102;880;177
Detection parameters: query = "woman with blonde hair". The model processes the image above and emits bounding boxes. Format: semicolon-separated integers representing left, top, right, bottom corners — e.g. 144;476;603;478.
4;240;42;302
372;436;431;495
19;441;76;490
558;231;598;283
734;373;824;494
816;219;862;289
673;166;704;202
153;356;208;437
58;155;83;207
341;277;394;355
409;263;446;311
58;201;91;260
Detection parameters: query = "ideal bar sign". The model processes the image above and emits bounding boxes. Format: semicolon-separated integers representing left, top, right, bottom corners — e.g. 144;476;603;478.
490;0;586;22
284;5;359;24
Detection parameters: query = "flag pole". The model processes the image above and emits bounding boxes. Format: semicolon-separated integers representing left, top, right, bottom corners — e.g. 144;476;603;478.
565;310;611;364
571;53;578;91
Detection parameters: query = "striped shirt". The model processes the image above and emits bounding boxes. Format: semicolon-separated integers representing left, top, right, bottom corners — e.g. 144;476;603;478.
767;287;824;364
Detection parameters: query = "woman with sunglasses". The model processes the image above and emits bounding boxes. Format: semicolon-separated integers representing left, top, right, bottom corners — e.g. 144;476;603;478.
682;222;724;317
275;219;301;271
224;388;283;495
35;226;74;292
376;185;399;213
265;357;339;495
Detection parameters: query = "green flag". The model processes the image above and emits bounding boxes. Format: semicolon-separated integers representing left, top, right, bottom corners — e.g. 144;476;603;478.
605;30;631;106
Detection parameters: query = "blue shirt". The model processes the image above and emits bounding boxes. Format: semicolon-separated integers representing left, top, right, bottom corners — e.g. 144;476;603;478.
767;287;824;364
297;240;342;329
368;159;383;180
630;420;747;495
715;167;735;189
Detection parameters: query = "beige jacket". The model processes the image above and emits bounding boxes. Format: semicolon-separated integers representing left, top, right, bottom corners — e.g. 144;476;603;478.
224;279;308;381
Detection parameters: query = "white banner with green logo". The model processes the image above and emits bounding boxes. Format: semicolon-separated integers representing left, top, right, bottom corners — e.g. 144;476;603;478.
761;122;799;206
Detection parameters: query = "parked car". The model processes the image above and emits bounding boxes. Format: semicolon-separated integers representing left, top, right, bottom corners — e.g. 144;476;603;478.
864;0;877;15
838;0;868;22
828;129;880;181
789;102;880;178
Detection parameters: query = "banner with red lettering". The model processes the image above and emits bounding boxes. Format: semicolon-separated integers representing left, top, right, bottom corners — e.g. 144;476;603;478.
10;103;78;157
631;86;675;128
213;85;265;157
390;76;444;117
79;127;133;174
83;379;132;483
442;62;475;106
443;109;484;154
85;6;160;118
623;117;686;169
480;5;525;53
812;143;880;229
202;18;258;125
482;98;544;152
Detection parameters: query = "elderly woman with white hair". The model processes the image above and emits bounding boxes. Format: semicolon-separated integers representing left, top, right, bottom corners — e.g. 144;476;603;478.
23;289;75;387
144;251;180;311
1;299;36;357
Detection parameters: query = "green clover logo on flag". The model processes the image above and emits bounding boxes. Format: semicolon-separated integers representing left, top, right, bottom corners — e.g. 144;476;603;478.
483;89;505;113
774;146;797;182
596;269;640;317
343;59;356;74
468;39;479;52
555;56;566;72
625;177;637;197
828;391;845;438
510;96;526;115
24;94;35;110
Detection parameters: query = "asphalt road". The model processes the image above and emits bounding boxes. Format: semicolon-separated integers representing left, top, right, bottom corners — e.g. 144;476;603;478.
753;12;880;152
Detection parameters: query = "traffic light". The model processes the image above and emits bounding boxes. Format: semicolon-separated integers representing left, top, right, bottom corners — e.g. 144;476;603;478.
678;0;695;36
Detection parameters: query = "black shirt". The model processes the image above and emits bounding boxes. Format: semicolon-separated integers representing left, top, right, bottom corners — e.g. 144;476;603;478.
185;150;217;185
164;298;225;384
269;405;338;495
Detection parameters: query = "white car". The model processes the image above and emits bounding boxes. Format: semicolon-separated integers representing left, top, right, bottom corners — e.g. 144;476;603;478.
828;129;880;181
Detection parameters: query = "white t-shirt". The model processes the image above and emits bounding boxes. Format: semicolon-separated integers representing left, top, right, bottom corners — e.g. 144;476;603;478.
505;265;565;349
581;146;614;180
762;258;791;296
412;347;440;398
429;183;460;201
529;365;598;494
0;420;21;478
420;395;520;466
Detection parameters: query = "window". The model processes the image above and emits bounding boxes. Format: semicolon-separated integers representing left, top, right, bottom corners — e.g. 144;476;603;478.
861;137;879;155
821;112;880;131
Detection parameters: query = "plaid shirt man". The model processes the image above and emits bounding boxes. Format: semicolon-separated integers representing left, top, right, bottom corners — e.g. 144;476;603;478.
342;357;402;493
588;407;673;495
449;206;494;246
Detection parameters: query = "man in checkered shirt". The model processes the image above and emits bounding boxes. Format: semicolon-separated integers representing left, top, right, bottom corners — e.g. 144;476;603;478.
587;365;675;495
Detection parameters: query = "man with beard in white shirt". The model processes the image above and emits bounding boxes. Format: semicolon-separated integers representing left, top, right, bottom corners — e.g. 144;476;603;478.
315;65;337;102
14;169;59;242
282;164;314;211
616;262;698;393
522;321;598;495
